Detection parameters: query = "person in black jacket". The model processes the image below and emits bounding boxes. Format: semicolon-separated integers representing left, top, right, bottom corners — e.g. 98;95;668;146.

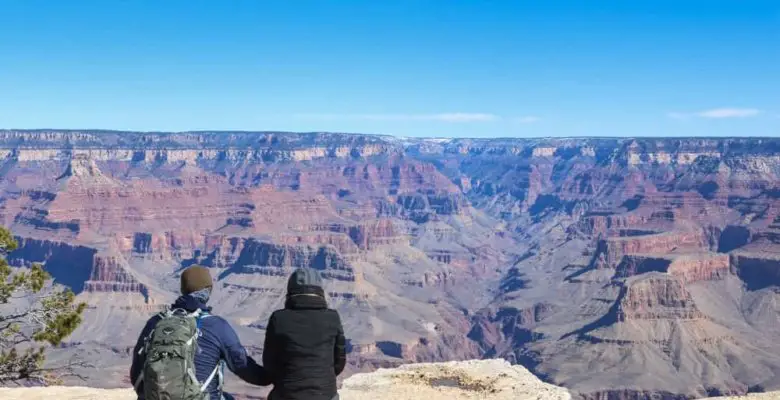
263;267;347;400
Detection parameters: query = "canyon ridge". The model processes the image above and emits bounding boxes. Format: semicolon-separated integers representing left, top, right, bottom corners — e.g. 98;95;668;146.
1;129;779;399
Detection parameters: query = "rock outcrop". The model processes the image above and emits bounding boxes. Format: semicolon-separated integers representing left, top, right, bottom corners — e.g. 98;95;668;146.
616;273;705;321
0;360;571;400
340;359;571;400
2;359;779;400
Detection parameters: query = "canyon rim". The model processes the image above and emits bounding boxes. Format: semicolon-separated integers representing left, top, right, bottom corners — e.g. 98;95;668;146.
0;130;779;399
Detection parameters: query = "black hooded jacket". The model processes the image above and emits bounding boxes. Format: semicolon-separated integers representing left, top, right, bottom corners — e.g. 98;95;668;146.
263;280;347;400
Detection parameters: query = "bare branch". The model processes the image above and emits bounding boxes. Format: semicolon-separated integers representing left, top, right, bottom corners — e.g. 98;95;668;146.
37;357;94;384
0;311;32;324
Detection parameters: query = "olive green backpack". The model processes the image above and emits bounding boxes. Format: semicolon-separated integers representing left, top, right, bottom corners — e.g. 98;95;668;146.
134;308;223;400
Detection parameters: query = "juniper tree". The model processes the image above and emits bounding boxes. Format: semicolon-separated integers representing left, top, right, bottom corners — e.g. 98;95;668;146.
0;226;86;385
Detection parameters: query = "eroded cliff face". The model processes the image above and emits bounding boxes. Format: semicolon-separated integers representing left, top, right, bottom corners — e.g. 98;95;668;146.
2;131;780;399
616;274;705;321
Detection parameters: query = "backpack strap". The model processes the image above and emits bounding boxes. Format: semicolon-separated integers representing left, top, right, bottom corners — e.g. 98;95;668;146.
217;360;225;391
194;312;224;394
200;360;223;392
195;310;209;330
186;310;203;346
133;373;144;390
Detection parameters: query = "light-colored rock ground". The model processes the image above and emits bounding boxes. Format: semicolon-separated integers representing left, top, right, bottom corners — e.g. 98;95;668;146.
0;359;777;400
0;359;567;400
340;359;570;400
706;394;780;400
0;386;135;400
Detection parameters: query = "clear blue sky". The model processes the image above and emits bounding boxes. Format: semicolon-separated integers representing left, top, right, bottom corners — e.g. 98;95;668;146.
0;1;778;138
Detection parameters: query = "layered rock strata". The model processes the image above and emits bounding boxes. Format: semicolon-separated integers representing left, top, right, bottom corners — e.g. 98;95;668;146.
1;131;779;399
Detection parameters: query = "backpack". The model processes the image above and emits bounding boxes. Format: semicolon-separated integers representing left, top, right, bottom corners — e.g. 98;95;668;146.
134;308;224;400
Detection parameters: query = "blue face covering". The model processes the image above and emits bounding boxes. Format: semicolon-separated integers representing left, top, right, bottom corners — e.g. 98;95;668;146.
189;287;212;304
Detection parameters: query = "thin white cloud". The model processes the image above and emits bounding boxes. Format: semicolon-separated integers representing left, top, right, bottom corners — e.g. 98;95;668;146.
696;108;761;118
515;116;541;124
668;108;761;120
294;113;500;123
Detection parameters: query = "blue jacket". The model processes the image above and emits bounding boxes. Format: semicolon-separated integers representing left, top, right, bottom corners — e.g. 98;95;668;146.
130;295;271;400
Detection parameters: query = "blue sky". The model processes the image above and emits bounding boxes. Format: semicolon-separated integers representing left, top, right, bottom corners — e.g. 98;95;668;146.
0;1;778;138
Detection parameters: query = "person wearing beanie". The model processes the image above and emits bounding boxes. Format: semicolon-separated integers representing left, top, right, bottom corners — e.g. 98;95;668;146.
263;267;347;400
130;265;272;400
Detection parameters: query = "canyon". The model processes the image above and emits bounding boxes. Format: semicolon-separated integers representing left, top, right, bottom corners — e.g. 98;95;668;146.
1;130;780;399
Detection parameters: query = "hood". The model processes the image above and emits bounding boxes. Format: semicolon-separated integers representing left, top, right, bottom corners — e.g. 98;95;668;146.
285;268;327;310
286;268;325;296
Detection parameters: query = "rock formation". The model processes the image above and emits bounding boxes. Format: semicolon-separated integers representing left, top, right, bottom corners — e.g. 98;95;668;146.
1;359;778;400
0;130;780;399
0;359;571;400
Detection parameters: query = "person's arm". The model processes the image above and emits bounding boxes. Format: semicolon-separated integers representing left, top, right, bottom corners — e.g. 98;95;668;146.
262;313;279;381
333;311;347;376
129;316;158;393
217;318;272;386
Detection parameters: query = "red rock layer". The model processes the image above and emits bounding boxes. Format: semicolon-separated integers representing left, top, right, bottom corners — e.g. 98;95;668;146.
604;231;709;267
617;275;703;321
667;253;730;283
82;254;146;294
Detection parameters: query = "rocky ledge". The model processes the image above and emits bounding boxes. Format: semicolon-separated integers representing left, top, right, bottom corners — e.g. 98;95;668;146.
2;359;779;400
339;359;571;400
0;359;568;400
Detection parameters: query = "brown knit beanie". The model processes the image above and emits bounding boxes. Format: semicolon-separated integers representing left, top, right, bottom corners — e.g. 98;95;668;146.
180;265;213;295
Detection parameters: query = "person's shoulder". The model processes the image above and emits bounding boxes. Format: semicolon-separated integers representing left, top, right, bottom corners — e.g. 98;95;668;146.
266;309;290;326
200;313;229;326
145;312;163;328
198;313;234;333
198;313;243;345
268;308;288;319
324;308;343;323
